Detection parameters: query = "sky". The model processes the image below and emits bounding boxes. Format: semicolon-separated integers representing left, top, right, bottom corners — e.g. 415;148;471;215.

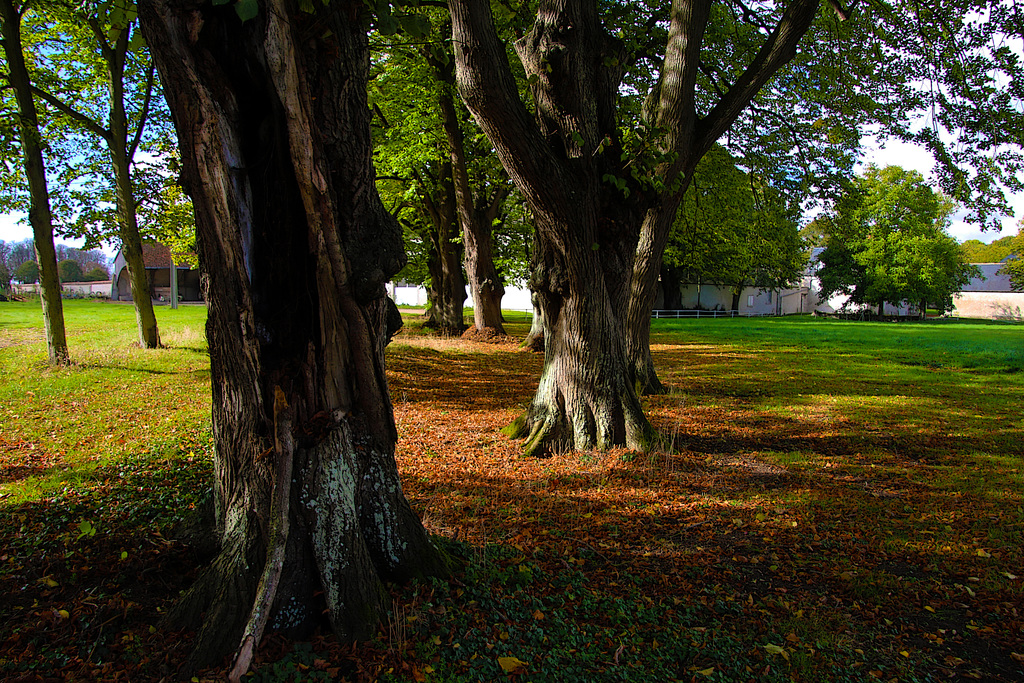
0;139;1019;253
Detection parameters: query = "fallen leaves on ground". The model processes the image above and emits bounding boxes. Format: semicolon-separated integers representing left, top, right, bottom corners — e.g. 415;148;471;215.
1;330;1022;682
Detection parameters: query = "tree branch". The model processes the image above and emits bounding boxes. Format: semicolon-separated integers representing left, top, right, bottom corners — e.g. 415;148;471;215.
697;0;821;156
128;60;156;160
447;0;573;213
86;16;115;63
30;84;110;141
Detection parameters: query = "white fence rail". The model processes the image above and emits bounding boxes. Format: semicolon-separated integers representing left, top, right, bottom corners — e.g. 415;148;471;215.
652;309;739;319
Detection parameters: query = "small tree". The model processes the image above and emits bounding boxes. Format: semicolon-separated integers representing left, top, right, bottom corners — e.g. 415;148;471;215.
83;265;109;281
998;231;1024;292
664;145;806;312
0;260;10;292
14;260;39;284
818;165;977;315
57;259;84;282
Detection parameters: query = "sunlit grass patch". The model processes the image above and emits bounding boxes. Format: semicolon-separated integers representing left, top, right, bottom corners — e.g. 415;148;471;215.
2;301;1023;681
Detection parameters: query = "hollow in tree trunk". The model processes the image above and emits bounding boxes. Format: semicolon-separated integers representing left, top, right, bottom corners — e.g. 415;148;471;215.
139;0;446;672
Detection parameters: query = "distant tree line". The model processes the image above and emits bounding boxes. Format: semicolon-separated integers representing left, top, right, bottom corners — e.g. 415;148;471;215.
0;239;109;290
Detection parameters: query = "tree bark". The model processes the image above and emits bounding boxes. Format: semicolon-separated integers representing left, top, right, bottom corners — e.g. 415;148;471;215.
454;0;655;454
0;0;69;365
432;57;508;336
520;289;545;352
106;31;161;348
415;164;466;336
621;0;820;393
139;0;446;672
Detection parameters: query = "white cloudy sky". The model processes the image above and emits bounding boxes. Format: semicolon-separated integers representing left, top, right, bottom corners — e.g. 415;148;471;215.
1;138;1019;252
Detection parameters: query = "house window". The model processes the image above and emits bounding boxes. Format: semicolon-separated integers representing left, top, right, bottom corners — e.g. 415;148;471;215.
767;291;773;303
746;295;754;308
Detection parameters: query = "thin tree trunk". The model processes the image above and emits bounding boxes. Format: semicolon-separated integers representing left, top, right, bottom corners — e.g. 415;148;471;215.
433;57;506;336
107;30;160;348
0;0;69;365
139;0;446;672
417;163;466;336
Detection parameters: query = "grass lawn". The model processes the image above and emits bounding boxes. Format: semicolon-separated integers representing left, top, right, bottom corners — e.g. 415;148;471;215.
1;300;1022;681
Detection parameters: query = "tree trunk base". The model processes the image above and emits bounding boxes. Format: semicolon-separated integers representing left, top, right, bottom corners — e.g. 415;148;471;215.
519;331;544;353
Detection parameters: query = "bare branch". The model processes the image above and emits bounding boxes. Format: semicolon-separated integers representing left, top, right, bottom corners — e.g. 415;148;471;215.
128;60;156;160
30;84;110;141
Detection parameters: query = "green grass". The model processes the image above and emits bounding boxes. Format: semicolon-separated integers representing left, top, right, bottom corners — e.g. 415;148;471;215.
0;299;211;503
1;302;1022;681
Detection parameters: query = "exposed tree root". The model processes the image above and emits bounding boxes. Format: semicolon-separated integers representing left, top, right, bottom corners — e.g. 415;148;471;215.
229;388;294;683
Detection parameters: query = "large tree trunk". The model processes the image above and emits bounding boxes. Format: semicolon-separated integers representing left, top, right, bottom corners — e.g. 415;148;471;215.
454;0;654;454
139;0;446;673
451;0;821;451
107;29;161;348
504;217;652;456
0;0;69;365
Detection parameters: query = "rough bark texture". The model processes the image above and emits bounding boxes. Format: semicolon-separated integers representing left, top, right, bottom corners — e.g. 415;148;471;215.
455;0;654;455
520;290;545;352
139;0;446;671
0;0;69;365
416;163;467;336
452;0;823;412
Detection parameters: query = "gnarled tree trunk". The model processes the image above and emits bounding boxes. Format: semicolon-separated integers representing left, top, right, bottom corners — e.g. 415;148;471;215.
451;0;821;452
456;0;654;455
139;0;446;672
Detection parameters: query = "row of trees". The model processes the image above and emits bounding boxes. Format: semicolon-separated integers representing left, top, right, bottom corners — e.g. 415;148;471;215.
5;0;1024;674
1;0;181;358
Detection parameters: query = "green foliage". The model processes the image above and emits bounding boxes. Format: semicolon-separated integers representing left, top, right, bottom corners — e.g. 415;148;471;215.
998;232;1024;292
959;234;1018;263
138;180;198;267
1;0;176;253
818;166;978;312
57;259;83;283
14;260;39;284
83;265;110;281
370;19;529;291
664;145;806;297
0;260;10;291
